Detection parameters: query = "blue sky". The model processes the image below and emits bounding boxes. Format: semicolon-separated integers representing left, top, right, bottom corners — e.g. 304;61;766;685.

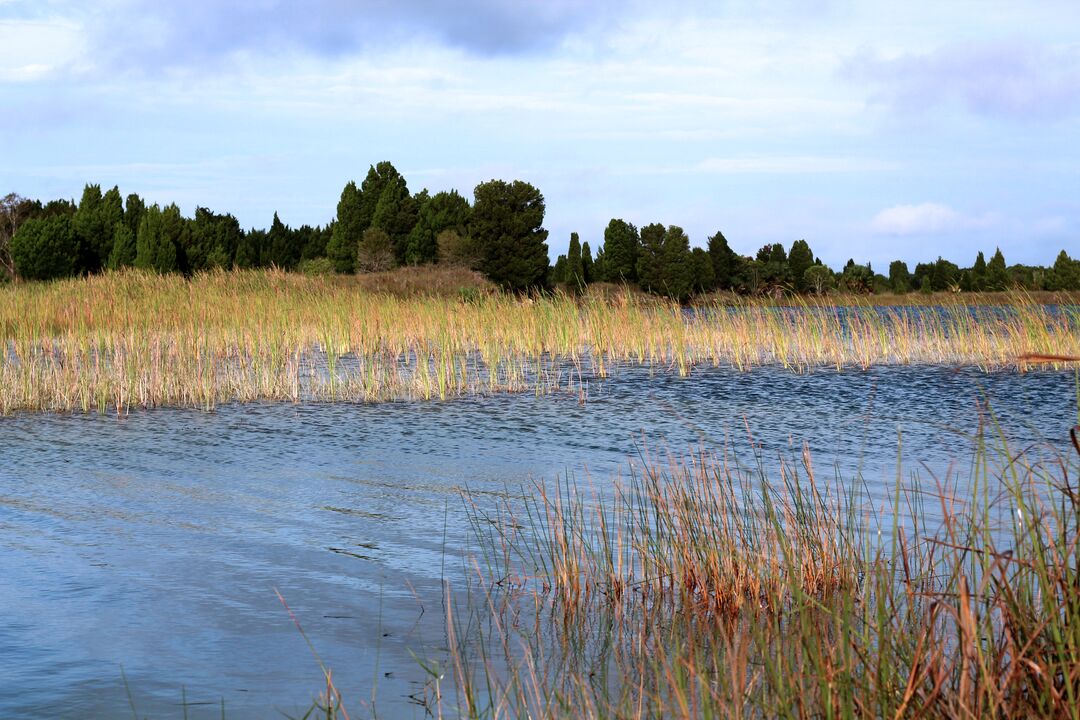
1;0;1078;268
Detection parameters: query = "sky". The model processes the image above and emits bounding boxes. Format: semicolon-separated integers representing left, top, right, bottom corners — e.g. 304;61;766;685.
1;0;1078;269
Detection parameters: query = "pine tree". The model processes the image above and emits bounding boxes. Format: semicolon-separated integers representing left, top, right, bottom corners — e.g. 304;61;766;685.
602;219;639;282
566;232;584;291
659;226;695;302
635;223;666;293
107;223;137;269
406;189;471;265
788;239;813;293
327;181;362;273
971;251;987;291
986;247;1008;291
707;231;736;289
581;241;594;284
469;179;549;292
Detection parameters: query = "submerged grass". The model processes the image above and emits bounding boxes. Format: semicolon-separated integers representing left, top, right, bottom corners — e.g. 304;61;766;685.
443;415;1080;718
1;268;1078;414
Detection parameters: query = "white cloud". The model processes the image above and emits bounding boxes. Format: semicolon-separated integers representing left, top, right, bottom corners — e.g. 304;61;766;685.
870;202;998;235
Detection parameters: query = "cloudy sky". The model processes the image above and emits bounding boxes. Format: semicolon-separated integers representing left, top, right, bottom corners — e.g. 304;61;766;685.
2;1;1077;268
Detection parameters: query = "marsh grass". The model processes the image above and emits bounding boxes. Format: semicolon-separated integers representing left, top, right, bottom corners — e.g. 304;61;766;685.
1;269;1078;414
442;415;1080;718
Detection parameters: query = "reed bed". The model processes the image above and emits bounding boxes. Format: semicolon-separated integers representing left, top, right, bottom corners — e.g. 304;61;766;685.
1;269;1078;414
441;419;1080;719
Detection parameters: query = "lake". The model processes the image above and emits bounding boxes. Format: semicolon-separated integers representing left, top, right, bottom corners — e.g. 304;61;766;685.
1;362;1076;718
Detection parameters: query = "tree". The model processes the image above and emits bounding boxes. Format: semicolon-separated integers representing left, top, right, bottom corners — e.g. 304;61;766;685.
888;260;911;293
107;224;137;269
188;208;242;270
370;172;418;264
635;222;666;293
11;215;79;280
691;247;714;293
659;226;695;302
581;241;594;284
788;239;813;293
265;212;302;269
135;204;185;273
357;227;395;272
437;229;477;267
986;247;1008;291
804;264;833;294
1048;250;1080;291
707;231;736;290
1;193;38;280
566;232;584;291
930;257;960;291
551;255;568;285
124;193;146;237
406;189;470;265
327;181;362;272
602;219;639;283
839;262;873;293
971;251;987;291
469;179;550;291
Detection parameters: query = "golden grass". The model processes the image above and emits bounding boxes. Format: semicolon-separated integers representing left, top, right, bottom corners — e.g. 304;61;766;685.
0;268;1077;414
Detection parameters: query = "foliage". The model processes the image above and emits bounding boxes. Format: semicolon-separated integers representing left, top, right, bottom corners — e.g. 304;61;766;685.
11;215;79;280
469;179;550;292
601;218;639;283
356;227;396;273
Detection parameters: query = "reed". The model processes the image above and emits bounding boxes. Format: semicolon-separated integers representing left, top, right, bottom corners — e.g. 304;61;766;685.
443;415;1080;718
1;269;1078;414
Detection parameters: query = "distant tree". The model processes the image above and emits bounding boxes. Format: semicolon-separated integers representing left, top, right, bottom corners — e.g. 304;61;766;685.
707;231;736;290
299;224;331;262
327;181;362;273
602;219;639;283
551;255;568;285
0;193;38;280
134;204;185;274
839;261;873;293
591;245;606;284
581;241;594;284
566;232;584;291
469;179;549;291
659;226;695;302
986;247;1008;291
265;212;302;269
635;222;667;293
356;227;395;272
788;239;813;292
888;260;911;293
1048;250;1080;291
971;251;987;291
187;208;242;270
370;171;418;264
406;189;470;265
437;229;478;267
124;193;146;239
11;215;79;280
106;223;137;269
691;247;714;294
803;264;833;294
931;257;960;291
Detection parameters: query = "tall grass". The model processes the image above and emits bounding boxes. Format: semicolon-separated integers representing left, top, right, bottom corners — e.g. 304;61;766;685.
445;417;1080;718
1;269;1078;414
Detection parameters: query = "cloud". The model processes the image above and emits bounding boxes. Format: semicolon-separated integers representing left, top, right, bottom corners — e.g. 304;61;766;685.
843;41;1080;121
870;203;997;235
74;0;627;72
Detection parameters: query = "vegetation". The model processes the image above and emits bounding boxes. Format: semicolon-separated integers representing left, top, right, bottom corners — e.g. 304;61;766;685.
5;165;1079;300
0;269;1077;415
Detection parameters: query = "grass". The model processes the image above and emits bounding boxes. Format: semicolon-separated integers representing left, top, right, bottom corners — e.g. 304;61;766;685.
0;268;1078;415
439;410;1080;718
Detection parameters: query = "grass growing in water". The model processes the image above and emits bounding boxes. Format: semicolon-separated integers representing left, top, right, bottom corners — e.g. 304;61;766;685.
1;268;1078;414
441;418;1080;718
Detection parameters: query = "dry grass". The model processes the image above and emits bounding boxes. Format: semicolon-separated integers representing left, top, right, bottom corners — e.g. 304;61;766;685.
0;268;1077;414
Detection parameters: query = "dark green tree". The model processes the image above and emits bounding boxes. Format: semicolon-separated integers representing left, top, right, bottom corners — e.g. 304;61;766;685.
11;215;79;280
788;239;813;293
107;224;137;269
930;257;960;291
691;247;715;294
635;222;667;293
357;227;395;272
659;226;695;302
235;229;266;269
602;219;639;283
551;255;568;285
888;260;911;293
469;179;550;291
1048;250;1080;291
135;204;185;273
371;172;418;264
581;241;594;284
971;251;987;291
265;212;302;269
405;189;471;265
566;232;584;290
124;193;146;238
986;247;1008;291
803;264;833;294
707;231;736;290
327;181;362;273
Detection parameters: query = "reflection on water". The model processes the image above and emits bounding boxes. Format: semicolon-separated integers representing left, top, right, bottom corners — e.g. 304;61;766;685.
0;364;1075;718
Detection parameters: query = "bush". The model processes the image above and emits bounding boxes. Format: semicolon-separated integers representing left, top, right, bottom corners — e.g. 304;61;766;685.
11;215;79;281
298;257;336;275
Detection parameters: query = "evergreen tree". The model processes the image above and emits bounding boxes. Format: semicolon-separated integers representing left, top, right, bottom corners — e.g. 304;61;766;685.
971;251;987;291
469;179;550;292
691;247;714;293
107;223;137;269
11;215;79;280
592;246;606;284
566;232;584;290
124;193;146;238
659;226;695;302
602;219;639;283
551;255;568;285
1049;250;1080;291
370;172;418;264
888;260;911;293
406;189;471;265
788;239;813;293
327;181;362;273
986;247;1008;290
930;257;960;291
235;229;266;269
134;204;184;273
581;241;594;284
265;212;302;269
707;231;736;290
73;184;114;273
635;222;666;293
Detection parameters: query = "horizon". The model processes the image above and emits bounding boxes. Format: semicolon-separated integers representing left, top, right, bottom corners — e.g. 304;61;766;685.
2;1;1078;268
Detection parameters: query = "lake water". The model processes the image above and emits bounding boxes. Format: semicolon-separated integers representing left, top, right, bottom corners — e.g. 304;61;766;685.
1;363;1076;718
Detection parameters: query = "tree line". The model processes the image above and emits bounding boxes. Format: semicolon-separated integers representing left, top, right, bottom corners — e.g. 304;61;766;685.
3;161;1078;298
